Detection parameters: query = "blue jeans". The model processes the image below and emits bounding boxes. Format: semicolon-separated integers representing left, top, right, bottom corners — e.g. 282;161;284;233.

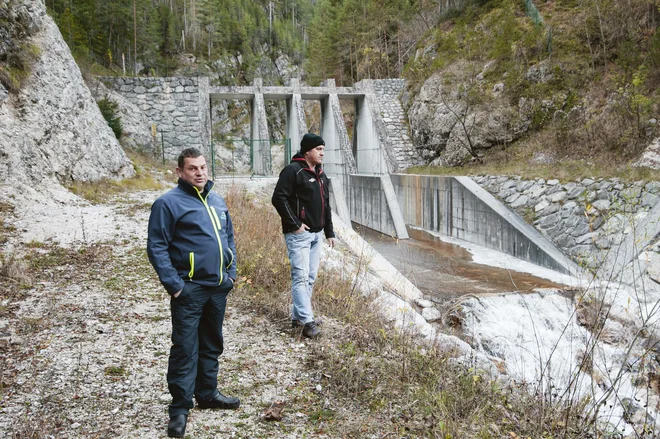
284;230;323;325
168;278;233;417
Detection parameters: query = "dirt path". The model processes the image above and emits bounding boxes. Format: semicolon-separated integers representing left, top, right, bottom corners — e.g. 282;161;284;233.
0;186;341;438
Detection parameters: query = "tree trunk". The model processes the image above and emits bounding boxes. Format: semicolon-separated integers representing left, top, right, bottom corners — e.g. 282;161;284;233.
133;0;137;75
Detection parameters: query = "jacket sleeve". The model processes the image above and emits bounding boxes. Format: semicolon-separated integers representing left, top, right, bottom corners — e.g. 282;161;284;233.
271;166;303;232
225;211;238;281
323;175;335;239
147;198;185;295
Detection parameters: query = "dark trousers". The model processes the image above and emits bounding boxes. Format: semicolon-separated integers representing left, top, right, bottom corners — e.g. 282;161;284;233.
168;278;232;417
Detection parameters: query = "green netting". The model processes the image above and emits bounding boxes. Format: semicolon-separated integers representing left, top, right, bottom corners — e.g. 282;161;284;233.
209;138;292;179
525;0;552;55
525;0;544;25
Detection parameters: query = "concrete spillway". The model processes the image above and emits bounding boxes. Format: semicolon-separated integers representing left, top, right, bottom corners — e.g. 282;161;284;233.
355;224;566;299
343;174;582;278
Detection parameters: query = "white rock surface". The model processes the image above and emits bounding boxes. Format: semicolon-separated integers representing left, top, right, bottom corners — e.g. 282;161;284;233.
421;307;442;322
0;1;133;185
460;287;659;436
633;137;660;169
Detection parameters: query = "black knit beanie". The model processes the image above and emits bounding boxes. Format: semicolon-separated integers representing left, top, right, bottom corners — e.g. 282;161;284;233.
300;133;325;154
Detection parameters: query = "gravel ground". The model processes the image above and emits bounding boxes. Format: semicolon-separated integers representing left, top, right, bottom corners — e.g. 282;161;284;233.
0;183;343;438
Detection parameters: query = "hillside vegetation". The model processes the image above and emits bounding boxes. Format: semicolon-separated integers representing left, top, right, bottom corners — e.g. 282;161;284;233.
400;0;660;175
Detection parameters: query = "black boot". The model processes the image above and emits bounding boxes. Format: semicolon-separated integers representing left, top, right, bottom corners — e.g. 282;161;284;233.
167;414;187;438
197;392;240;409
293;317;322;328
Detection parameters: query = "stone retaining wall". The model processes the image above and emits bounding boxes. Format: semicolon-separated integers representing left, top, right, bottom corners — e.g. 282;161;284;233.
99;76;209;158
472;175;660;267
371;79;424;170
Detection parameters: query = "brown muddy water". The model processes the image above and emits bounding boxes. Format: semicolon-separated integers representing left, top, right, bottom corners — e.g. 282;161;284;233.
354;224;565;300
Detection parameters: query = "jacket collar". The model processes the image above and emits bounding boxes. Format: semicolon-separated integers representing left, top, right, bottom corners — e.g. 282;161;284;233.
291;152;323;174
177;178;215;196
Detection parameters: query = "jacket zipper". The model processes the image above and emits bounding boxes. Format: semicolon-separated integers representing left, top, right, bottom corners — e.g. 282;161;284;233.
301;166;325;229
318;169;325;228
194;188;224;285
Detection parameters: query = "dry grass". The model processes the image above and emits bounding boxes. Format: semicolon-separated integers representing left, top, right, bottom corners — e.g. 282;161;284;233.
0;253;31;296
67;149;170;204
408;142;660;183
227;185;596;439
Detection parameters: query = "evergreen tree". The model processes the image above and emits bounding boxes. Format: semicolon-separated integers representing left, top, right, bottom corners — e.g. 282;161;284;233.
47;0;315;77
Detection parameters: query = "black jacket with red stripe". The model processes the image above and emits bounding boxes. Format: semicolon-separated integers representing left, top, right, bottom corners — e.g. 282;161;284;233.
271;153;335;238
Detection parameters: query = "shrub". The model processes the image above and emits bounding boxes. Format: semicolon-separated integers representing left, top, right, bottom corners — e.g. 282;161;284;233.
0;43;41;93
97;96;123;139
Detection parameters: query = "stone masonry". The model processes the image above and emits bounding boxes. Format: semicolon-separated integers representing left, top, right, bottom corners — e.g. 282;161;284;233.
100;76;209;158
372;79;424;170
472;175;660;268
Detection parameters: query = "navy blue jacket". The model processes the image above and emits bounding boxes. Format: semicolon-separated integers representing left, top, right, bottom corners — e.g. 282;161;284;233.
272;153;335;239
147;179;237;295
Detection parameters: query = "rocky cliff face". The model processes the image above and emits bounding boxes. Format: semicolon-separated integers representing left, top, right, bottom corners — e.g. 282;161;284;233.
0;0;134;186
404;64;533;167
403;58;554;167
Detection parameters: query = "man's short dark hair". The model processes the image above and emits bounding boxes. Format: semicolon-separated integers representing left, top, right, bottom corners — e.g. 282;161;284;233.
178;148;203;169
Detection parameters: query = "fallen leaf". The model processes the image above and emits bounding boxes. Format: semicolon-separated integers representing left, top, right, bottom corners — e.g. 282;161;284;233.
263;401;286;421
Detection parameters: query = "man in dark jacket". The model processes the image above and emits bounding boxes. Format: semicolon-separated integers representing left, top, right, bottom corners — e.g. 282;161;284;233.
271;133;336;339
147;148;239;438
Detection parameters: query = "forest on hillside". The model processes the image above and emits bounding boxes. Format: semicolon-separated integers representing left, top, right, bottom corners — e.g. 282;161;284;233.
45;0;443;85
46;0;314;78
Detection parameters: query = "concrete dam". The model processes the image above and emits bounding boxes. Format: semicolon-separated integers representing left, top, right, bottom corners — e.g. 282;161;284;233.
103;75;584;290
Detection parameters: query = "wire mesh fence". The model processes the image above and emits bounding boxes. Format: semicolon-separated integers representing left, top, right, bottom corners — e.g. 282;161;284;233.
209;138;292;179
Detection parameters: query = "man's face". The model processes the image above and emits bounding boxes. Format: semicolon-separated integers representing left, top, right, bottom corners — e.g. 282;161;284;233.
177;155;208;191
305;145;324;166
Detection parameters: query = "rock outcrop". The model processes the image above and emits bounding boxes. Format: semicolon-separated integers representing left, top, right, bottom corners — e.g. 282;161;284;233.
405;65;531;167
0;0;133;186
633;137;660;169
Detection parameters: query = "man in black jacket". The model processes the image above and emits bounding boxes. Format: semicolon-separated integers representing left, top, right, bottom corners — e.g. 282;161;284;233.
272;133;336;338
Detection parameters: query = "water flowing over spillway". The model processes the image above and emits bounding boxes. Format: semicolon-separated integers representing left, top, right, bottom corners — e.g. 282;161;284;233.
355;225;566;298
353;223;659;436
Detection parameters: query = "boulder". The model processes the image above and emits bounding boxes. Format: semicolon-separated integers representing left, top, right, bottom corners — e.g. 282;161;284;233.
632;138;660;169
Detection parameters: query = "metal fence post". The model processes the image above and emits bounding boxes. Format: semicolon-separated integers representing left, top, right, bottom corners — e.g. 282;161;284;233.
249;139;253;171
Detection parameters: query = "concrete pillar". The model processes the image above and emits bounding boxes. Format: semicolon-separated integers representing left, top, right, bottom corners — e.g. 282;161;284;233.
381;174;409;239
286;85;306;161
354;95;389;174
250;78;271;175
320;85;356;190
328;177;351;228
